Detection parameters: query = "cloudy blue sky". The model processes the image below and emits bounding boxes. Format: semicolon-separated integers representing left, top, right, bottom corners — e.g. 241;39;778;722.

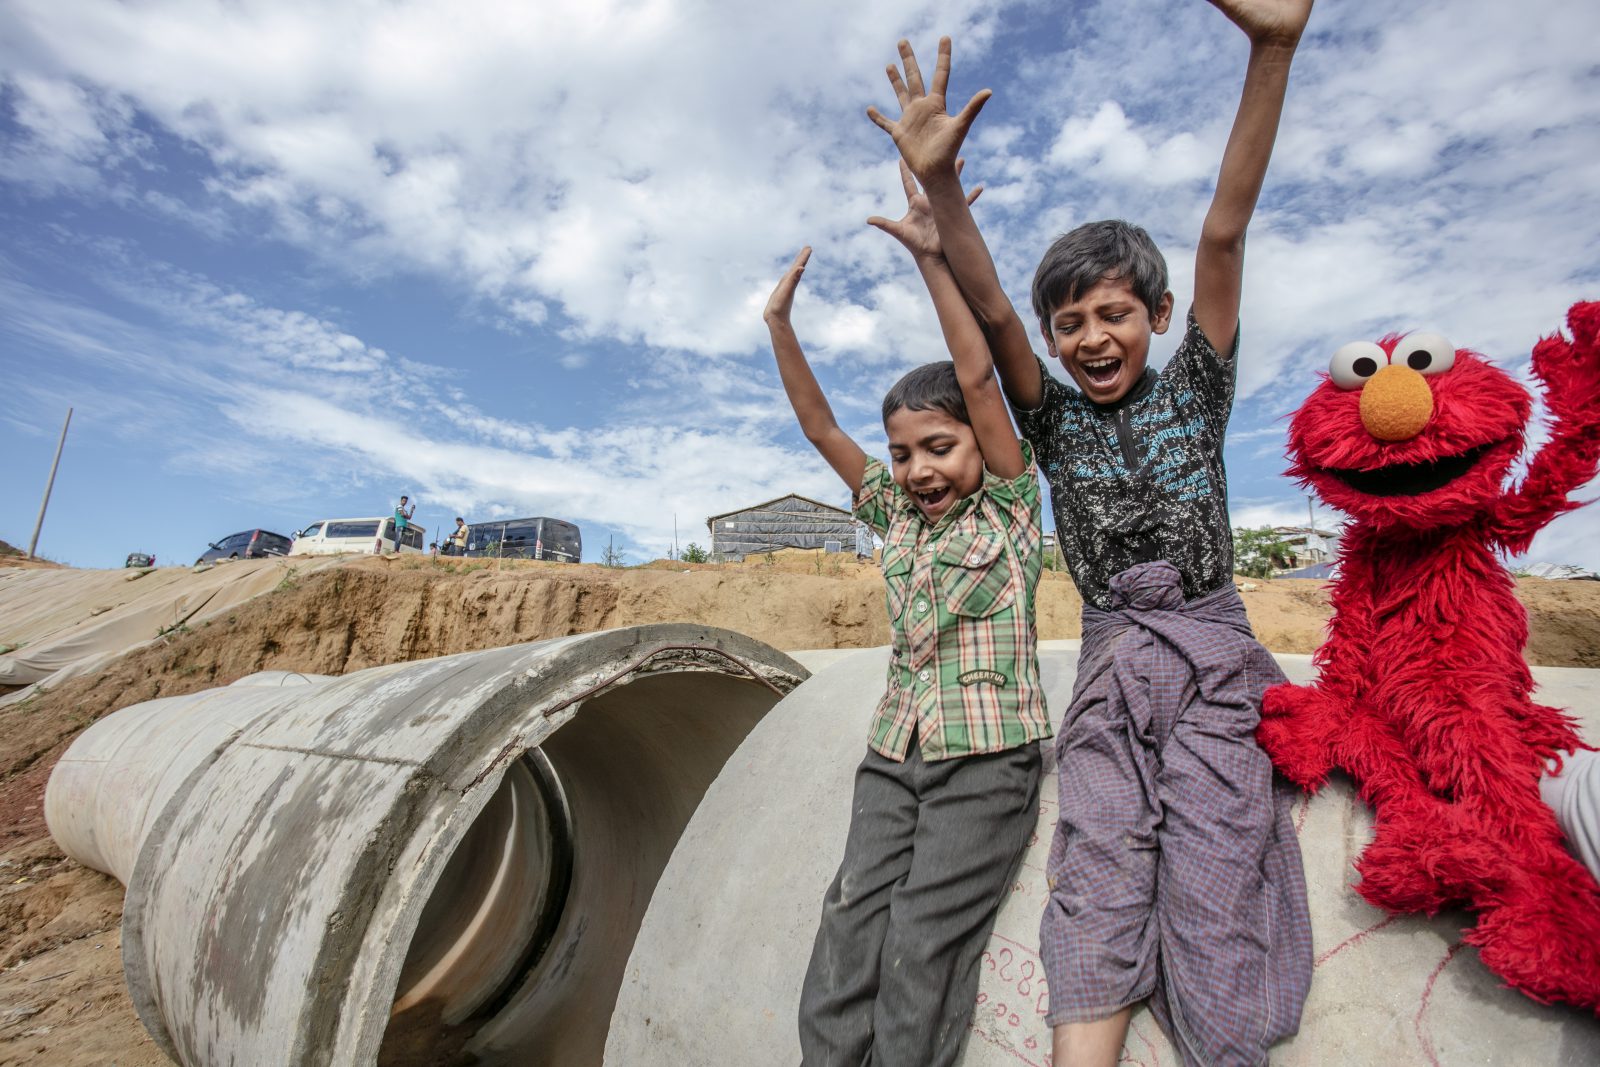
2;0;1597;569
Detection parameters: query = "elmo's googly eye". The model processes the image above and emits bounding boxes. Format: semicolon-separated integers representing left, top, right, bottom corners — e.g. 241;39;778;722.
1394;332;1455;376
1329;341;1386;390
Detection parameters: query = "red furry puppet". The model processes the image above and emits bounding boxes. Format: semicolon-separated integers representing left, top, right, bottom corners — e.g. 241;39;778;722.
1259;300;1600;1011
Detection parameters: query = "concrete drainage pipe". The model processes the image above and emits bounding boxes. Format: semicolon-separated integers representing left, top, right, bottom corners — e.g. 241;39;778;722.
609;645;1600;1067
45;624;806;1067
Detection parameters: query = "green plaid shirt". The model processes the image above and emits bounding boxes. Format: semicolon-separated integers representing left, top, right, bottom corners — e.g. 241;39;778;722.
854;442;1052;762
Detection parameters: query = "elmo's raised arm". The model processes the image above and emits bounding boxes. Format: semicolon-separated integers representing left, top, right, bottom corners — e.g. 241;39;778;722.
1491;301;1600;554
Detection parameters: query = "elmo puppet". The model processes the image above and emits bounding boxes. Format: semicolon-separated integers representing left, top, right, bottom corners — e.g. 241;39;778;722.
1260;300;1600;1011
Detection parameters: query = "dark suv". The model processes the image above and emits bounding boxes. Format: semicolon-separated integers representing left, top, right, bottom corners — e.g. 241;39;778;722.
196;529;294;565
463;517;582;562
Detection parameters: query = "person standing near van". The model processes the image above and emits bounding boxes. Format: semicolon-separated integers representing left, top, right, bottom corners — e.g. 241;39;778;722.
393;495;416;553
852;517;874;561
449;517;470;556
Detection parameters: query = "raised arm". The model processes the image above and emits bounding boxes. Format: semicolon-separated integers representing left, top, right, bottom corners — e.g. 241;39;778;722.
1490;301;1600;551
869;162;1025;478
1193;0;1312;356
868;38;1044;411
763;248;870;495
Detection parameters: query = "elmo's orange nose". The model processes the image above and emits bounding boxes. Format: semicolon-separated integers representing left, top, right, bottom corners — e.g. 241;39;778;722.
1360;364;1434;441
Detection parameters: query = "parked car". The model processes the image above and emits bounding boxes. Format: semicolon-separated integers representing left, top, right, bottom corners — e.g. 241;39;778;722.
195;529;294;566
289;517;426;557
462;517;582;562
124;552;156;568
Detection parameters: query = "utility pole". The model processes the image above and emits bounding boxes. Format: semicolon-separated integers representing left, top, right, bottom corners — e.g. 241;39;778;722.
1306;494;1319;561
26;408;72;560
673;513;679;561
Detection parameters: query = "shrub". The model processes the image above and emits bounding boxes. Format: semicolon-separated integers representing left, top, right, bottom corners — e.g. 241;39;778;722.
1233;526;1293;579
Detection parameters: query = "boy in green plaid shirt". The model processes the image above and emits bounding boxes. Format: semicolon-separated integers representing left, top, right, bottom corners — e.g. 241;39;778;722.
765;162;1051;1066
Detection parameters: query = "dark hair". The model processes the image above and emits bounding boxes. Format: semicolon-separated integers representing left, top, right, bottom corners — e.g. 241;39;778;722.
1031;219;1168;327
455;516;464;523
881;362;969;426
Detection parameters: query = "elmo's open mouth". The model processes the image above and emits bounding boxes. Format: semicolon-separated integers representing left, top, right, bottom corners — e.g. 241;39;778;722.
1323;442;1498;497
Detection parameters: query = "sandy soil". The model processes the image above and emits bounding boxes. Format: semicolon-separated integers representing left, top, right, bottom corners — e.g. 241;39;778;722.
2;551;1598;1065
0;537;61;571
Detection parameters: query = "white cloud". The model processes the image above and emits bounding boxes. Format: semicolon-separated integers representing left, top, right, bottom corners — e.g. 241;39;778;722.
0;0;1008;365
1228;496;1328;534
0;252;854;559
1047;101;1211;186
3;0;1599;568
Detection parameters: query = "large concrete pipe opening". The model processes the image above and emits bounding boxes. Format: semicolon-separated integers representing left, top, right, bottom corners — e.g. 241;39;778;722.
385;751;572;1046
45;624;805;1067
380;668;790;1065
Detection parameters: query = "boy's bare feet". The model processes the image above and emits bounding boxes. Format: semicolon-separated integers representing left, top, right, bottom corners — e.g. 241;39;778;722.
1052;1008;1133;1067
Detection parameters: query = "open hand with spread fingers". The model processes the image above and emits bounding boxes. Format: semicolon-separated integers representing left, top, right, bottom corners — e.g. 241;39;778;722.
866;36;991;184
867;159;982;261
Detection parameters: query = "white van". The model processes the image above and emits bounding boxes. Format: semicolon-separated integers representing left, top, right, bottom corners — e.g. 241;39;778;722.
289;516;426;557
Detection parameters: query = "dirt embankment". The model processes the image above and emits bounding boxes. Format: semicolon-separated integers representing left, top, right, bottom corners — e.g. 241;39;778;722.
0;537;59;571
2;552;1599;1066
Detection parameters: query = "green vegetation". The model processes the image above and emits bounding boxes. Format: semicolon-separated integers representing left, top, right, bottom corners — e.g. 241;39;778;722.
680;543;710;564
1232;526;1293;579
436;559;491;574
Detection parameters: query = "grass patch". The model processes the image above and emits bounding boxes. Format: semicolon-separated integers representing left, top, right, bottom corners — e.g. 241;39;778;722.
275;565;301;592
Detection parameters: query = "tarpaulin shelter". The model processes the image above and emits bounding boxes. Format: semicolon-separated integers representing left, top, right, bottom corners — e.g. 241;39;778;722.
706;494;855;561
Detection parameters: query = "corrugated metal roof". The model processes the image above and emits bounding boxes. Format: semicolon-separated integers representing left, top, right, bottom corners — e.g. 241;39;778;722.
705;493;851;524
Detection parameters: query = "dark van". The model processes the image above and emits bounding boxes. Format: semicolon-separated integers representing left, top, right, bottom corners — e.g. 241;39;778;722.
196;529;294;565
464;517;582;562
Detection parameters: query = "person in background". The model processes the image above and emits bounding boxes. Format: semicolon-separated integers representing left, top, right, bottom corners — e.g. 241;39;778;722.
852;517;874;561
393;495;416;554
450;517;470;557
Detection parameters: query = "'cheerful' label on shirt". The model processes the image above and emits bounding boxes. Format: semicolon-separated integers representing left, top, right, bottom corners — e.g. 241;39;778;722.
957;669;1008;688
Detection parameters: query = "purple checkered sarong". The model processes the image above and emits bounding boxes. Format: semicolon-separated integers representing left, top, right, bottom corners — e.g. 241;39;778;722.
1040;561;1312;1065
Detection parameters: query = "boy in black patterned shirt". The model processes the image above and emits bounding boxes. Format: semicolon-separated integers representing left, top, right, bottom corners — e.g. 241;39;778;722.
868;2;1316;1064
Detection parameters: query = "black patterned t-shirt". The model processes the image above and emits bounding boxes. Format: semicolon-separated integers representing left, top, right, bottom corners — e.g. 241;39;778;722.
1014;310;1237;610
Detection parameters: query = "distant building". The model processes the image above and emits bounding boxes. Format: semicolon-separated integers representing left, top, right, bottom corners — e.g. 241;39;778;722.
707;494;856;561
1272;525;1341;571
1519;562;1600;581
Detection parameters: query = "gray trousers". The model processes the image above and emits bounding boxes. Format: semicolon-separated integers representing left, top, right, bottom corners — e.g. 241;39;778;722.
798;738;1041;1067
1543;748;1600;881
